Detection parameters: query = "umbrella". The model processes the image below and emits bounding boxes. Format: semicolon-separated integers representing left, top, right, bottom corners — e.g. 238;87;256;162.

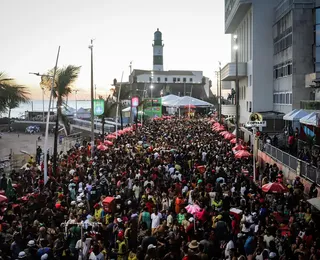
185;204;201;215
230;138;243;144
220;131;229;136
0;195;8;204
234;150;252;159
232;144;248;151
104;140;113;146
97;144;108;151
262;182;288;194
107;134;117;140
224;133;235;140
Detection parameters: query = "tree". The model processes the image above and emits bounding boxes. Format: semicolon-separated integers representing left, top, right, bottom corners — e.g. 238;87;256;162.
98;95;117;136
0;72;30;128
41;65;81;175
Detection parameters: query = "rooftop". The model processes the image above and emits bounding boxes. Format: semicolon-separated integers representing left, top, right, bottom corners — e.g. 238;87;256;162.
133;69;198;76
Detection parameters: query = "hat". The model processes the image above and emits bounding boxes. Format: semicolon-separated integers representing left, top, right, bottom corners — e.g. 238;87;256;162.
94;203;100;209
41;253;49;260
116;195;121;199
78;202;84;208
117;217;123;223
188;217;194;222
269;252;277;259
70;201;76;206
27;240;36;247
188;240;199;249
147;244;156;250
18;251;27;258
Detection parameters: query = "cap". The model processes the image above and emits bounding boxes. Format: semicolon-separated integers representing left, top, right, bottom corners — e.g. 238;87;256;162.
188;217;194;222
148;244;156;250
269;252;277;259
41;253;49;260
27;240;36;247
188;240;199;249
18;251;27;258
117;217;123;223
70;201;76;206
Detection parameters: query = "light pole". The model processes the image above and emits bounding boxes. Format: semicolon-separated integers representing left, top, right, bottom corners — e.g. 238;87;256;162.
150;85;154;118
115;72;124;138
29;45;60;185
129;61;133;125
73;90;78;118
234;35;240;144
219;61;222;123
41;86;45;122
89;39;95;158
215;71;219;120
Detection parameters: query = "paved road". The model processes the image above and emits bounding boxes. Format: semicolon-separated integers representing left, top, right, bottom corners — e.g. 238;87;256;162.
0;132;60;158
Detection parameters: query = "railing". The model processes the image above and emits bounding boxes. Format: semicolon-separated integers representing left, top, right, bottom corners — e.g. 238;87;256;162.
300;100;320;110
259;141;297;171
300;160;320;185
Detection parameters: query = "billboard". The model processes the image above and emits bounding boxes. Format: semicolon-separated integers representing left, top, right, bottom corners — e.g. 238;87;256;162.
144;98;162;118
93;99;104;116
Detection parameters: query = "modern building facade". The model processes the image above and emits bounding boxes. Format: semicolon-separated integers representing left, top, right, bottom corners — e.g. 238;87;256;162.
273;0;314;114
222;0;277;125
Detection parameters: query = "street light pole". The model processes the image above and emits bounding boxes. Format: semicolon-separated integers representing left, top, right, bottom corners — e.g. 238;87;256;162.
41;87;45;122
129;61;133;125
234;35;240;144
89;39;95;158
116;72;124;138
73;90;78;118
150;85;154;118
29;47;60;185
219;62;222;124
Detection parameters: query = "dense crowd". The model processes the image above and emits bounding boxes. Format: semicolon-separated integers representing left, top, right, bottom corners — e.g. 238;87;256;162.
0;117;319;260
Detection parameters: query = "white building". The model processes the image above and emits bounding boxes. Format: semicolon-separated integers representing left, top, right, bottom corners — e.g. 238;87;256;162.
222;0;282;133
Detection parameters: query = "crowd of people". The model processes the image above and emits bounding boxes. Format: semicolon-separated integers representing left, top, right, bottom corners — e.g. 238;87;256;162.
0;116;319;260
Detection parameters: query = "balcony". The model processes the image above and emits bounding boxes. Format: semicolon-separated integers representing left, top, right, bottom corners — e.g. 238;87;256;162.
221;62;247;81
225;0;252;34
300;100;320;111
221;104;236;116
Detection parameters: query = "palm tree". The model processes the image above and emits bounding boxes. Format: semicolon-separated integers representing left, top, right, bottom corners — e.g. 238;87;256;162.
41;65;81;175
0;72;30;128
98;95;117;136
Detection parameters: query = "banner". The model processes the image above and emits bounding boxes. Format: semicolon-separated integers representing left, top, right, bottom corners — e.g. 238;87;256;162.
144;98;162;118
93;99;104;116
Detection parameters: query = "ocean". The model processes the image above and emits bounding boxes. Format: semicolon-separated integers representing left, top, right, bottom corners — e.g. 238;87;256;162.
8;100;92;118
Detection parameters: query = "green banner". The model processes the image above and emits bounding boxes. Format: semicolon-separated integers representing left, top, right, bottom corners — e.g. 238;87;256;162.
144;98;162;118
94;99;104;116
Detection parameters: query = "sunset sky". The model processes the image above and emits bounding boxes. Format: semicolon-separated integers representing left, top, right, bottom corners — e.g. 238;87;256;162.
0;0;230;100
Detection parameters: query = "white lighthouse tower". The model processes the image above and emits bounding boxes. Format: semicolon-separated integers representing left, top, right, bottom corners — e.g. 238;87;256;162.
153;28;164;71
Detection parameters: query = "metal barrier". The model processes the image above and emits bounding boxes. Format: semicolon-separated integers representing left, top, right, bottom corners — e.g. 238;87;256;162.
300;160;320;185
259;141;297;171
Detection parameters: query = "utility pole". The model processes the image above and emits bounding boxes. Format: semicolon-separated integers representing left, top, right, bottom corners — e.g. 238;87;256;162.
219;61;222;123
89;39;95;158
215;71;219;120
234;35;240;144
129;61;133;125
73;90;78;118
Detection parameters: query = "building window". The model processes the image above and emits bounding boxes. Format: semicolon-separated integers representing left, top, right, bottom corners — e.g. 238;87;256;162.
190;78;193;82
249;75;252;86
249;101;252;112
288;63;292;75
157;77;161;82
177;78;180;82
183;78;186;83
149;77;152;82
173;77;176;82
165;77;168;82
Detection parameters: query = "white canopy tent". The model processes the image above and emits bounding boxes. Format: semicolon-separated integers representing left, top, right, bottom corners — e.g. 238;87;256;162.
161;94;181;106
283;109;298;121
171;96;214;108
300;112;317;126
283;109;309;121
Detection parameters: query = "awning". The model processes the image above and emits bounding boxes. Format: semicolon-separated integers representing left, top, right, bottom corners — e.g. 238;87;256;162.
122;107;130;112
307;197;320;211
171;96;214;108
283;109;309;121
300;112;317;126
283;109;298;120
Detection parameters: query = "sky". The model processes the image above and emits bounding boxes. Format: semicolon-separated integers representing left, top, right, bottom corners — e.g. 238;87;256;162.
0;0;230;100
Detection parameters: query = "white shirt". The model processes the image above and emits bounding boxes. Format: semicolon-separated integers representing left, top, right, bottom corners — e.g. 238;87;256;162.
133;185;141;199
151;213;162;229
225;240;235;259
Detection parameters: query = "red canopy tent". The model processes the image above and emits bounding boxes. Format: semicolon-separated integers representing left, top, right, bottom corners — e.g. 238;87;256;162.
262;182;288;193
234;150;252;159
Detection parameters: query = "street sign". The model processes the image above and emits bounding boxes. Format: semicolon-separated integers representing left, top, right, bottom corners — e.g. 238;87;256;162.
246;121;267;127
93;99;104;116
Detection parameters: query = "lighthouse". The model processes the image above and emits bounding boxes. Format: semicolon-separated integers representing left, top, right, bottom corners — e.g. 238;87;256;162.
153;28;164;71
